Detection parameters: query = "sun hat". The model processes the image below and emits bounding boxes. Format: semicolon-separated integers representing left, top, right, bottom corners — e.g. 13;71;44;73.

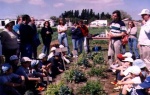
139;76;150;88
59;45;64;48
31;60;39;68
122;57;134;63
138;9;150;15
50;47;56;51
129;66;141;75
10;55;18;61
117;54;125;60
122;52;132;58
5;19;12;26
21;57;32;62
38;53;46;59
133;59;146;69
2;63;11;73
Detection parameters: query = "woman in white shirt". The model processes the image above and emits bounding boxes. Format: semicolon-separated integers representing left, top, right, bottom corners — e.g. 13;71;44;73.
57;20;70;56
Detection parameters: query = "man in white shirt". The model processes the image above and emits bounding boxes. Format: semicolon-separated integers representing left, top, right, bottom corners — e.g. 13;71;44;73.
138;9;150;65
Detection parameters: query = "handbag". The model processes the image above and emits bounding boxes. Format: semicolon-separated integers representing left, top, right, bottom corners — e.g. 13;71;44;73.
121;33;129;45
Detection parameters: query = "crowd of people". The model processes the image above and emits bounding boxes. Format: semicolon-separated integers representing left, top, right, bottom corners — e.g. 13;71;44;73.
108;9;150;95
0;8;149;95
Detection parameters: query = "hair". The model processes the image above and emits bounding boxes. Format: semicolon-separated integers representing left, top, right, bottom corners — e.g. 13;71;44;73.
22;14;30;22
16;15;22;23
112;10;122;21
128;20;135;27
78;20;83;24
58;19;65;25
43;21;50;28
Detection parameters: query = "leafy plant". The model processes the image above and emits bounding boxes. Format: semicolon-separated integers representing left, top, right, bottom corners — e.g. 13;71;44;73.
64;69;86;83
93;52;104;65
87;66;105;77
78;81;106;95
58;86;73;95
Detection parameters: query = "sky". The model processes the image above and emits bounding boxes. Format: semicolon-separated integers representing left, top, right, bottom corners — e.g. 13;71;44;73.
0;0;150;20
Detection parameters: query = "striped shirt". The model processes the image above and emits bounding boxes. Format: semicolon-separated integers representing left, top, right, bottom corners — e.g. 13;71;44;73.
110;20;126;33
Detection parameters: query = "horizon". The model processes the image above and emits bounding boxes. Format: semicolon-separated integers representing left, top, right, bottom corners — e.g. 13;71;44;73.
0;0;150;20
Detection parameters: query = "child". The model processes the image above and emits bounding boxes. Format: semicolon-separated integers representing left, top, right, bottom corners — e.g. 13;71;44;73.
9;55;19;73
0;63;25;95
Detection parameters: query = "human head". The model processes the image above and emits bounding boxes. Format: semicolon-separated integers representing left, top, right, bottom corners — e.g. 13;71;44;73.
30;17;35;24
59;19;65;25
117;54;125;61
128;21;135;28
133;59;146;69
16;15;22;24
22;14;31;24
21;57;32;68
31;60;39;68
112;10;121;21
2;63;12;74
44;21;50;28
9;55;19;65
139;9;150;21
5;20;14;31
122;52;132;58
122;57;134;66
38;53;47;61
78;20;83;26
130;66;141;76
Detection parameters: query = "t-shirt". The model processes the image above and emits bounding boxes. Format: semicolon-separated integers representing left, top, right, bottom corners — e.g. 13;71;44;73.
127;27;137;39
131;76;142;87
123;66;132;76
57;25;67;33
15;66;30;79
110;20;126;38
138;19;150;45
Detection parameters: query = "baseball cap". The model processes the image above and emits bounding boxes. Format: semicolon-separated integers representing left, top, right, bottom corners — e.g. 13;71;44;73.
139;76;150;89
50;47;56;51
38;53;46;59
122;57;134;63
138;9;150;15
133;59;146;69
9;55;18;61
129;66;141;75
2;63;11;73
122;52;132;58
21;57;32;62
59;45;64;48
5;19;12;25
117;54;125;60
31;60;39;68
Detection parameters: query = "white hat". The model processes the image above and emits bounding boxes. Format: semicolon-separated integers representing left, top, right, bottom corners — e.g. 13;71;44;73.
59;45;64;48
138;9;150;15
122;52;132;58
31;60;39;68
50;47;56;51
122;57;134;63
133;59;146;69
38;53;46;59
5;19;12;25
10;55;18;61
21;57;32;62
130;66;141;75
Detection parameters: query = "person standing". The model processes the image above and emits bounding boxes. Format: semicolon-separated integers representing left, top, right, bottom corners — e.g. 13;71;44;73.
138;9;150;64
41;21;53;56
107;10;126;68
0;21;19;62
57;20;70;56
78;20;89;53
29;17;40;59
127;21;140;59
19;14;35;58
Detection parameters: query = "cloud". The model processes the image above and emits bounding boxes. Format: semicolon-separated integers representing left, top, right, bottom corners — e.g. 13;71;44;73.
0;0;21;3
28;0;46;7
53;3;64;8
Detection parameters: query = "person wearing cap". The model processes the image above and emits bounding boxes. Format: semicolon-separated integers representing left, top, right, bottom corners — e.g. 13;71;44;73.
127;21;140;59
107;10;127;69
0;20;19;62
138;9;150;64
117;66;142;95
47;46;56;60
133;59;149;80
0;63;25;95
9;55;19;73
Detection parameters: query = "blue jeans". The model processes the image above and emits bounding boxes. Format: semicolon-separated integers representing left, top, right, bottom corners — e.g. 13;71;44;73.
58;33;70;54
20;44;32;58
128;38;140;59
72;39;78;51
42;38;51;55
121;45;126;54
78;37;84;54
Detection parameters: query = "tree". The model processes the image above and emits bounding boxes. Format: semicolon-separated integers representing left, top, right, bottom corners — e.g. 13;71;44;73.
50;16;57;20
120;10;132;20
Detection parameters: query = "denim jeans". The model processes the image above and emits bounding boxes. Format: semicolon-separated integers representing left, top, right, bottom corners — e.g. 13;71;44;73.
42;38;51;55
20;44;32;58
83;37;90;53
78;37;84;54
72;39;78;50
58;33;70;54
121;45;126;54
128;38;140;59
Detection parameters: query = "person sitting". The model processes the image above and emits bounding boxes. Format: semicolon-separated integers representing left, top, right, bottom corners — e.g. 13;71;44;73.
9;55;19;73
0;63;25;95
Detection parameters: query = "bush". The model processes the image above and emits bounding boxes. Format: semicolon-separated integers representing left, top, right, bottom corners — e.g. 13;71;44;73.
93;52;104;65
78;81;106;95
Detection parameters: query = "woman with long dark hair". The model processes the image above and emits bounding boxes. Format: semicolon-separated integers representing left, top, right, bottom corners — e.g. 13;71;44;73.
41;21;53;55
